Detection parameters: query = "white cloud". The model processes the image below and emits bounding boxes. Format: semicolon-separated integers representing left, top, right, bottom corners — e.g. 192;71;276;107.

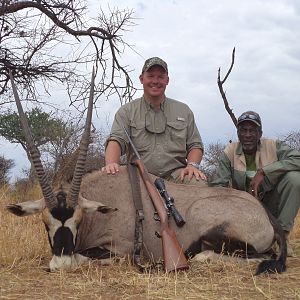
3;0;300;179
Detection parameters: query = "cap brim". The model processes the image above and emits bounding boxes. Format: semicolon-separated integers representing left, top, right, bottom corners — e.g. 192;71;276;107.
144;64;167;72
237;119;261;127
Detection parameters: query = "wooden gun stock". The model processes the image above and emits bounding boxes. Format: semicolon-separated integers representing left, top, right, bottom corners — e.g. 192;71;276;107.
122;125;188;272
135;160;189;272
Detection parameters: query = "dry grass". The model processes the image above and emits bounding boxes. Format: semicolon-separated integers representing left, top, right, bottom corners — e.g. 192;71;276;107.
1;186;300;300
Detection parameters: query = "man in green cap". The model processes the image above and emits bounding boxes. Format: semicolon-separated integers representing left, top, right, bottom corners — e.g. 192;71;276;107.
211;110;300;255
103;56;207;185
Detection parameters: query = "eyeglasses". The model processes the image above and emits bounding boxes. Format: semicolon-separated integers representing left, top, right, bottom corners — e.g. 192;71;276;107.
145;109;167;134
238;113;261;124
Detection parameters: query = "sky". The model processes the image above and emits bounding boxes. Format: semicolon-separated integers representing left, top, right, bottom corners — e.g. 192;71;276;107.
2;0;300;180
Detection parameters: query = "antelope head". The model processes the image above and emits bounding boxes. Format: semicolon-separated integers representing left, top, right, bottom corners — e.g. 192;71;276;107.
7;70;116;271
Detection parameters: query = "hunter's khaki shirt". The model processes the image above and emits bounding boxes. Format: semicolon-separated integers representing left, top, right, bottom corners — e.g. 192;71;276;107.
106;97;203;177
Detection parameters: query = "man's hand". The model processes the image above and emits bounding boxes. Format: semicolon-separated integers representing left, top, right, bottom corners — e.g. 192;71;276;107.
103;140;122;175
102;163;120;175
249;168;265;198
180;165;207;182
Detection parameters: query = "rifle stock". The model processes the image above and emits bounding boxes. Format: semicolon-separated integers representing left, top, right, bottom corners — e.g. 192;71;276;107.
135;160;189;272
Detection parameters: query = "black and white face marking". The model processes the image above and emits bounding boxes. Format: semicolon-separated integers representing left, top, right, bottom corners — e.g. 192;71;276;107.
7;188;117;271
42;190;83;256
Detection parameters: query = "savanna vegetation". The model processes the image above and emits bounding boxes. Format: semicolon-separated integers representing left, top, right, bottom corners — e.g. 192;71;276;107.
0;184;300;299
1;132;300;299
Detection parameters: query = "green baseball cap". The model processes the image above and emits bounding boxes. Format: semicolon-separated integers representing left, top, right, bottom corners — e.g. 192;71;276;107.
142;57;168;73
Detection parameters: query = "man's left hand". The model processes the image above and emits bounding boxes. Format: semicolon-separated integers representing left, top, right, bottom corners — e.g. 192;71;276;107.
180;165;207;182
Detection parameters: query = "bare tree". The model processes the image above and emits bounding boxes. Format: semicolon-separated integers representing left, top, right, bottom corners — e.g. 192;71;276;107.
217;47;237;127
201;141;226;181
0;0;137;108
218;50;300;152
283;131;300;151
41;117;108;185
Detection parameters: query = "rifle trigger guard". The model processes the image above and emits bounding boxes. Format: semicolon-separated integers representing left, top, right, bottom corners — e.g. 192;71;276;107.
155;231;162;238
153;211;170;222
153;212;160;222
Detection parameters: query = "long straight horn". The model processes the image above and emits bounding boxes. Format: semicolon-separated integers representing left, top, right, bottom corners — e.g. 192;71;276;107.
68;68;95;207
9;70;56;209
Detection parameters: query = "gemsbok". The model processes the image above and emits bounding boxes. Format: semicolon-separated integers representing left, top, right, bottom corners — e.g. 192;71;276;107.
7;70;287;274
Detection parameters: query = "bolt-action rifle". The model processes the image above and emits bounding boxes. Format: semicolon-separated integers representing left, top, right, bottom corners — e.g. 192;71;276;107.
154;178;186;227
123;125;189;272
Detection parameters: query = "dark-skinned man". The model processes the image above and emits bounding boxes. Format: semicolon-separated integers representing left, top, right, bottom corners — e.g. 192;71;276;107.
211;111;300;256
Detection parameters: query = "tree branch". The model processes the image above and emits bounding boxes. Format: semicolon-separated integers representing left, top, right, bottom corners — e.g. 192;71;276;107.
217;47;237;127
0;1;137;107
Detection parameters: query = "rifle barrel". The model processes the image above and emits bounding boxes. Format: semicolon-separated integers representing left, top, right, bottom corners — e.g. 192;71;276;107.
122;126;188;272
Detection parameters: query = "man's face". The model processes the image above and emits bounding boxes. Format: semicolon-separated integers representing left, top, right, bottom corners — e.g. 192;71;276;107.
237;121;262;155
139;65;169;100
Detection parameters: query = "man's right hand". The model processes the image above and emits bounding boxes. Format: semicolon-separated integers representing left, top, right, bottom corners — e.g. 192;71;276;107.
249;168;265;198
103;140;122;175
101;163;120;175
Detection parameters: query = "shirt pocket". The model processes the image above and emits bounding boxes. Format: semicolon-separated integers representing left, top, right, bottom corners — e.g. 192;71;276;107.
129;120;151;151
165;121;187;150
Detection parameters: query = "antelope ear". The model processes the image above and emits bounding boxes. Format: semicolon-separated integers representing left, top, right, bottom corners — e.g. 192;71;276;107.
79;194;118;214
7;199;46;216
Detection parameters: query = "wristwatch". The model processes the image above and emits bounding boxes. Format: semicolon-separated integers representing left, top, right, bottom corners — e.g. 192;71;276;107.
187;162;200;169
